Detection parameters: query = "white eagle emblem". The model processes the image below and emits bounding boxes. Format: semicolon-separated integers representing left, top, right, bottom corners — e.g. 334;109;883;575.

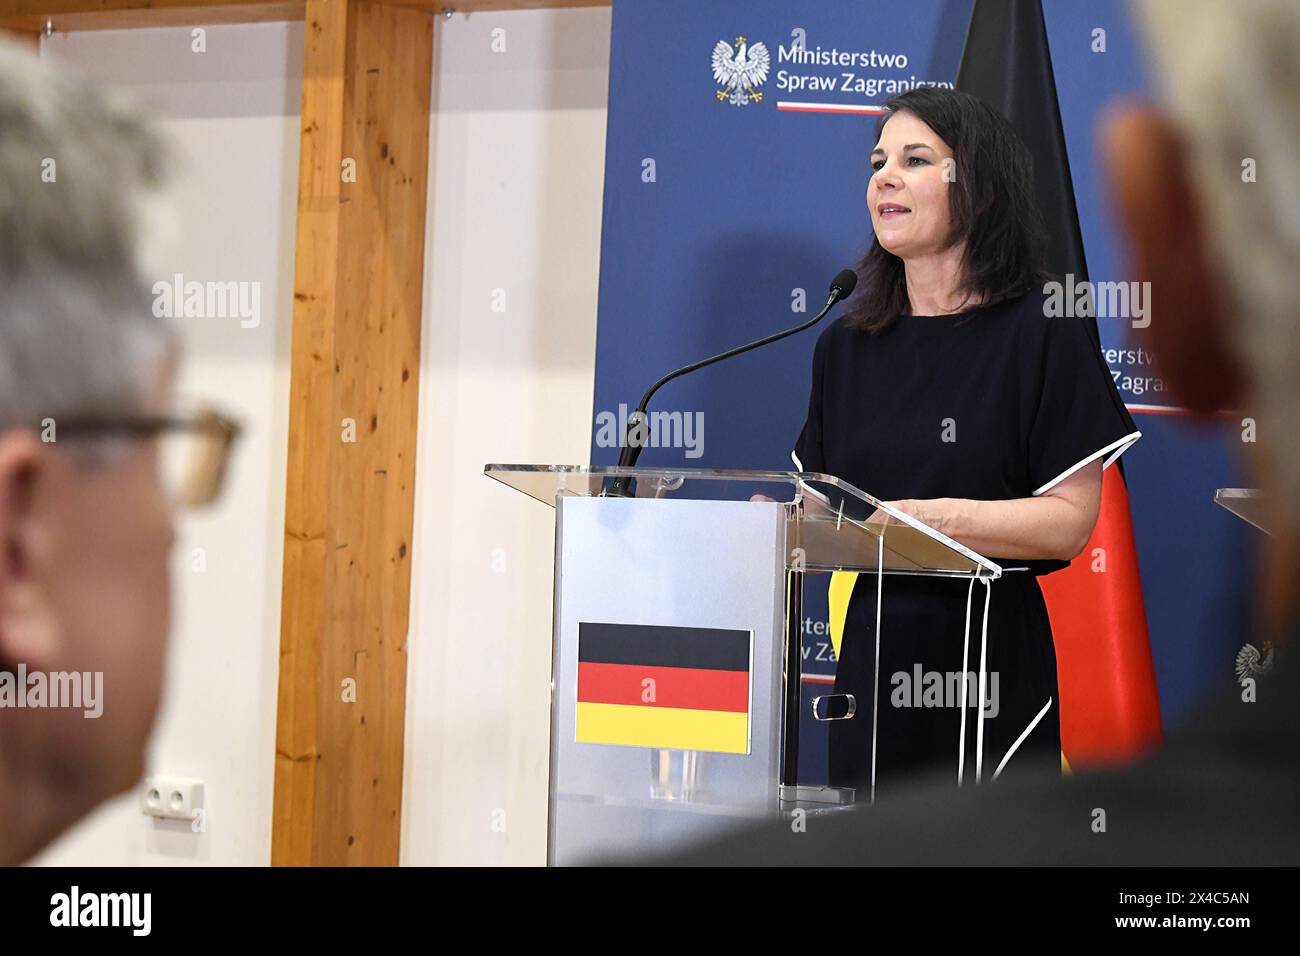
1235;641;1275;683
712;35;770;106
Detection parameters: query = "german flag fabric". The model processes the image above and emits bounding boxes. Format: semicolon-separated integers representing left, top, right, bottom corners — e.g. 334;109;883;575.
575;622;752;754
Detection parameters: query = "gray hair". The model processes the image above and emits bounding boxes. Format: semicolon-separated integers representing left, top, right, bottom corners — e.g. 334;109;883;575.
1136;0;1300;529
0;40;175;433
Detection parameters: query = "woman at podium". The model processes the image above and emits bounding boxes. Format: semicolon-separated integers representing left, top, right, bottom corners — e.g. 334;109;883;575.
791;88;1139;797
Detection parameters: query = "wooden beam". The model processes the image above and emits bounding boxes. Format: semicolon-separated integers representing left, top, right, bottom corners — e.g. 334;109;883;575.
0;26;39;45
0;1;303;32
272;0;431;867
0;0;607;33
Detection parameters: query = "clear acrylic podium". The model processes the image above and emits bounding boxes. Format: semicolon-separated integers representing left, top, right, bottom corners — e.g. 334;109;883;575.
1214;488;1269;534
485;464;1002;865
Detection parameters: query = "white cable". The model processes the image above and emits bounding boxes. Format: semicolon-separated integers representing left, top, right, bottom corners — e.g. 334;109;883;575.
956;575;976;787
869;531;884;805
975;578;992;784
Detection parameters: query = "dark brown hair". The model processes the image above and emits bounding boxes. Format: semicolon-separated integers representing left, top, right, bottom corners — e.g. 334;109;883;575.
844;87;1047;332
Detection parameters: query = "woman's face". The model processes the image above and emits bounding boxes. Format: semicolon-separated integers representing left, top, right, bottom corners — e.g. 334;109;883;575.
867;111;956;260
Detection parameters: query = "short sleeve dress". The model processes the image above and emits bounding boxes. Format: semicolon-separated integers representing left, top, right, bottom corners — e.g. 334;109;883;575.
792;289;1139;797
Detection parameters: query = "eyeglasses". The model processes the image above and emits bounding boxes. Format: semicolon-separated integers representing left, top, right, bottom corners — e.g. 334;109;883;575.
52;405;242;510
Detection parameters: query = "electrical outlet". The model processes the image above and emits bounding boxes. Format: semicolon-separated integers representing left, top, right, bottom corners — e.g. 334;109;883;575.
140;776;204;822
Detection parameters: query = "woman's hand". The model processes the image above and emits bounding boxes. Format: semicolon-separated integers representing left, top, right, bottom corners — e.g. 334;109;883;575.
869;498;956;535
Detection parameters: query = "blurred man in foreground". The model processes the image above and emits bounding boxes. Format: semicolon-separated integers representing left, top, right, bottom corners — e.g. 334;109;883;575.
0;42;237;864
654;0;1300;866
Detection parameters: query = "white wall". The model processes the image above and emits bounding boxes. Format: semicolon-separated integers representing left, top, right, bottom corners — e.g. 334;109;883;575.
401;8;610;866
33;23;301;865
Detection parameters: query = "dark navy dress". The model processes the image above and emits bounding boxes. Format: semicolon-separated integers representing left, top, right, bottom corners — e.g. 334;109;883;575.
792;290;1139;798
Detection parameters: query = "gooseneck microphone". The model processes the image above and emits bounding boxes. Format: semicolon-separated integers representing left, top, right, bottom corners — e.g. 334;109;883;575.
603;267;858;497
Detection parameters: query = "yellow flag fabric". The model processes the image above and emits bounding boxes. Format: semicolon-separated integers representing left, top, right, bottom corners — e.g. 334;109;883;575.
828;571;857;660
575;702;749;754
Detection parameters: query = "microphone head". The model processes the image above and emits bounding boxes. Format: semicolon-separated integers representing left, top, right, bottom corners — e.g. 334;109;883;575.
829;268;858;300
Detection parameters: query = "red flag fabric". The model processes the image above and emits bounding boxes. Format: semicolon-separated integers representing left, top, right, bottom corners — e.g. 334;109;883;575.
1039;465;1163;767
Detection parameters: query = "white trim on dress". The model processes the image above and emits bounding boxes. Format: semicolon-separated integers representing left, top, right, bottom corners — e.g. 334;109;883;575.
1032;430;1142;497
992;696;1055;781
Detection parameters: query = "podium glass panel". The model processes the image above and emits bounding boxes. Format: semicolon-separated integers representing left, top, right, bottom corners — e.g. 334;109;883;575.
485;464;1001;578
1214;488;1269;534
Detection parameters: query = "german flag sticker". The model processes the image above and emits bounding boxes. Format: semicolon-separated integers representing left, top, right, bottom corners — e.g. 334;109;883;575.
575;622;752;755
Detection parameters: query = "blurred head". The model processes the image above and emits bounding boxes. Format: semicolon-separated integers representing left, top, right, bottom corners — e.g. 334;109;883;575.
849;86;1047;331
1106;0;1300;635
0;40;178;849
